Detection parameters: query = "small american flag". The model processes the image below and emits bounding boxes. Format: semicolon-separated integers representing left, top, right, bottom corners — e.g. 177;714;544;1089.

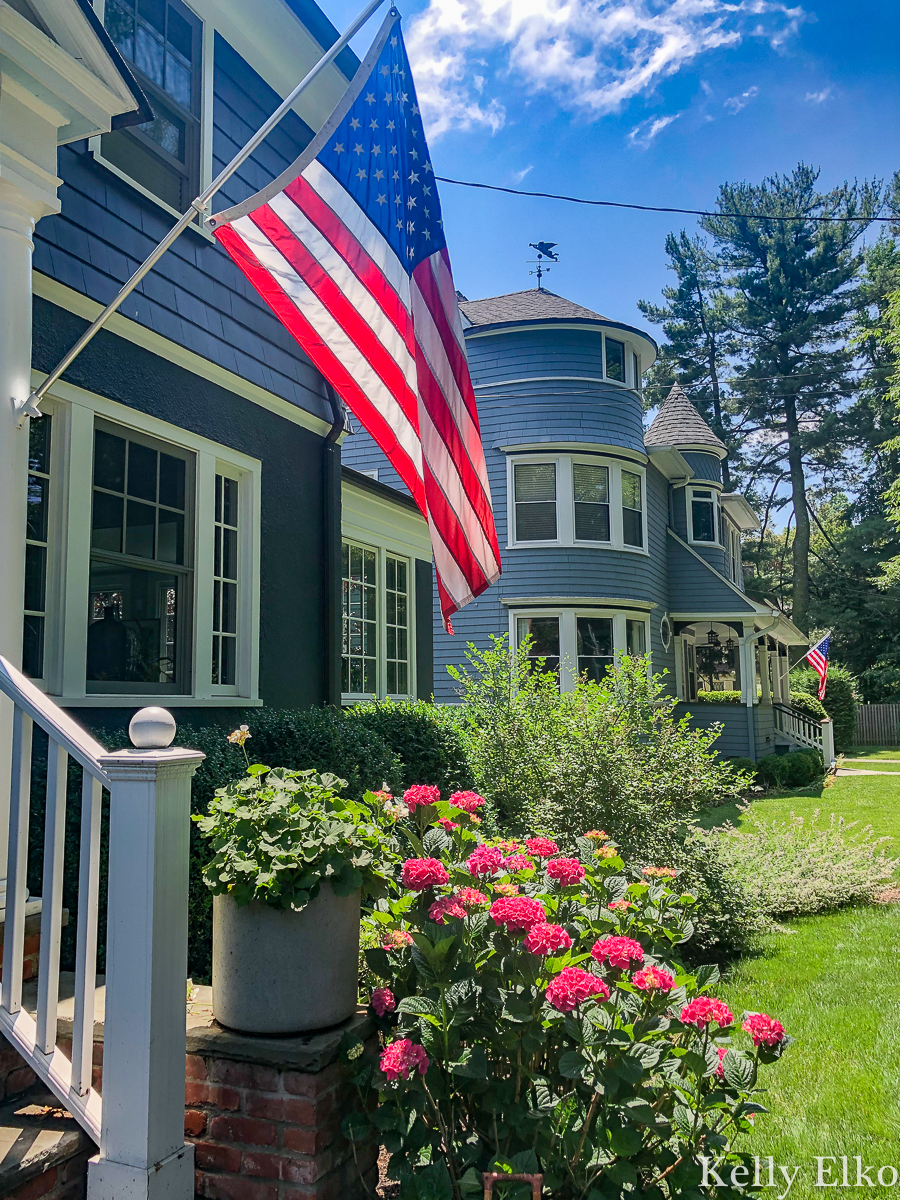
806;634;830;701
208;11;500;629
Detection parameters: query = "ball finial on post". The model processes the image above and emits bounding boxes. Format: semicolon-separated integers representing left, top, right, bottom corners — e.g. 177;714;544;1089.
129;707;177;749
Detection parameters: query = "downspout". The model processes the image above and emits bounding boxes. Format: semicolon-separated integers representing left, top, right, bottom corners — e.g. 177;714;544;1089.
739;611;779;762
323;384;345;708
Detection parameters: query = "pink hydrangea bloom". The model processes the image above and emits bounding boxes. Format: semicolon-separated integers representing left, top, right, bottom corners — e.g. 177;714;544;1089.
466;845;504;877
715;1046;728;1079
546;857;586;887
592;935;645;971
643;866;678;879
493;882;519;897
489;895;546;933
595;845;618;859
380;1038;429;1081
742;1013;786;1047
455;887;489;910
370;988;396;1017
382;929;413;952
428;895;467;924
632;965;675;992
402;858;449;891
503;854;535;872
608;900;634;912
372;790;393;802
496;840;520;853
437;817;459;832
449;791;486;813
403;785;441;811
545;967;610;1013
680;997;734;1029
523;923;573;956
524;837;559;857
583;830;608;840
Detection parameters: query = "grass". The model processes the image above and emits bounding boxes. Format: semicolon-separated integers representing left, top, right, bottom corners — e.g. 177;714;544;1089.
843;746;900;760
706;775;900;1197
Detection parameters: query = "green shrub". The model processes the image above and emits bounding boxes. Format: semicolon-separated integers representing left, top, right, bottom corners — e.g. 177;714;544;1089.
712;807;897;917
793;662;857;749
344;698;473;794
726;755;757;776
787;690;828;721
695;689;742;703
755;748;823;789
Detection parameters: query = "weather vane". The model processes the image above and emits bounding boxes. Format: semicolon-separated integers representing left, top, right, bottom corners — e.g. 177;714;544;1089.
528;242;559;290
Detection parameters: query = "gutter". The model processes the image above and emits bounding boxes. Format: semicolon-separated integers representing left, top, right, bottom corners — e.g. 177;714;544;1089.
323;385;345;706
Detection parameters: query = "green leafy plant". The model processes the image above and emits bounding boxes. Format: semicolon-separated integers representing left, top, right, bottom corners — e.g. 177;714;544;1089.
793;663;857;749
344;802;789;1199
194;763;394;910
695;691;742;704
755;749;823;790
346;699;474;794
786;690;828;721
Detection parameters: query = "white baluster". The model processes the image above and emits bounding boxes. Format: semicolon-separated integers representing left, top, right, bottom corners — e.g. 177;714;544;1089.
72;772;102;1096
2;707;33;1015
36;741;68;1053
87;708;203;1200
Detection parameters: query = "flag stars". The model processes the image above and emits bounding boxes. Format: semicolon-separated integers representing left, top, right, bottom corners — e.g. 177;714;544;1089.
389;146;398;157
400;92;409;104
423;184;431;196
380;64;390;76
365;92;375;105
387;119;396;132
374;168;385;181
376;193;387;205
410;148;419;160
353;143;364;155
369;118;379;131
390;34;397;45
371;144;382;156
350;116;360;130
356;168;367;180
333;142;344;154
412;104;419;115
407;195;416;208
393;170;400;182
408;170;419;184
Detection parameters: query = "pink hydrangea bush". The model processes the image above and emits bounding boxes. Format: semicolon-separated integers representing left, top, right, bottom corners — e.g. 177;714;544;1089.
347;789;789;1198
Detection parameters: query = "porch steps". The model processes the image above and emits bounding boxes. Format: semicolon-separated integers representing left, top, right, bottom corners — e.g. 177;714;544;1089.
0;1090;93;1198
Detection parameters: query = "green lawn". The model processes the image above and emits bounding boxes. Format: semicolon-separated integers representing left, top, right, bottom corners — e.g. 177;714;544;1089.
844;746;900;760
706;775;900;1197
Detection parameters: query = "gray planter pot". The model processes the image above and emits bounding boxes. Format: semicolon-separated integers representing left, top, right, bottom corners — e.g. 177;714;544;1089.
212;885;361;1035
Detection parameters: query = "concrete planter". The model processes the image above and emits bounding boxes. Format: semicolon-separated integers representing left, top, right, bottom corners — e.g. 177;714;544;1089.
212;886;361;1035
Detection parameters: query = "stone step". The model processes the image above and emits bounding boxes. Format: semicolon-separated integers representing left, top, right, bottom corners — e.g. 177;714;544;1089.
0;1089;94;1198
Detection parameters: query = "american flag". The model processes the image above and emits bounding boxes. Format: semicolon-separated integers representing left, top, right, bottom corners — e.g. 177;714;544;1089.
208;11;501;629
806;634;830;700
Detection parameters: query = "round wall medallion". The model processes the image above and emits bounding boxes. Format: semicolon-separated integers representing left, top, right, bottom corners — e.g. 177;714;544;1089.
660;614;673;651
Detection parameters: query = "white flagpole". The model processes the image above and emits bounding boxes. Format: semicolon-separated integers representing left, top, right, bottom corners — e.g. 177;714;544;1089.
16;0;389;426
788;630;831;672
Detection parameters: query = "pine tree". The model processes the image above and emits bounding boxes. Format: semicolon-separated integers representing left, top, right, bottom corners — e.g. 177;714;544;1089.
700;163;880;633
638;233;739;488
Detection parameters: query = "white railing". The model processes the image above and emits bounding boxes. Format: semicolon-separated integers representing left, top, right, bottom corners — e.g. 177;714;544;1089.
773;702;836;765
0;656;203;1199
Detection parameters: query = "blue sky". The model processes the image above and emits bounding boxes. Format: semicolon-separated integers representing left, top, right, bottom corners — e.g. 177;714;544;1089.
321;0;900;345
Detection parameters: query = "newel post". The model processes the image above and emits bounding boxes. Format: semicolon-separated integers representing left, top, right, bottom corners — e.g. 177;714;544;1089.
821;718;836;769
88;708;204;1200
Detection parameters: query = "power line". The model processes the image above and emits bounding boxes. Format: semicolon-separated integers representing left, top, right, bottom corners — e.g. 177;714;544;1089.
436;176;896;224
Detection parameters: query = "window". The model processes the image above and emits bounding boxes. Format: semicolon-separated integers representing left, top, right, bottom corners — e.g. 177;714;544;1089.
23;416;53;680
516;615;561;676
101;0;202;211
605;337;625;383
87;422;193;693
509;455;647;552
341;540;411;699
689;488;718;543
513;608;651;691
513;462;557;542
730;528;743;585
621;470;643;548
573;463;609;542
632;351;641;391
212;473;239;687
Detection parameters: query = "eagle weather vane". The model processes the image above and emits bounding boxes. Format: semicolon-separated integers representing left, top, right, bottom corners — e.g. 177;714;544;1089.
528;242;559;290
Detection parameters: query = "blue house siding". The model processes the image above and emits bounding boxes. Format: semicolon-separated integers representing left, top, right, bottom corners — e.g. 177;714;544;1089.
674;702;777;760
682;451;722;483
33;34;332;428
667;535;753;612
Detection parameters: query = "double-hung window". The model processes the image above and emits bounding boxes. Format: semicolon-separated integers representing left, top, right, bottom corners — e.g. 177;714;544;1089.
342;540;412;700
100;0;203;212
689;488;719;544
514;608;651;690
513;462;557;541
621;470;644;548
604;338;626;383
573;463;609;541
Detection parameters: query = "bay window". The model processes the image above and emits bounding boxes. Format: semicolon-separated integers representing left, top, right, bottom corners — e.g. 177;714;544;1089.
342;539;412;700
513;607;651;690
509;454;646;552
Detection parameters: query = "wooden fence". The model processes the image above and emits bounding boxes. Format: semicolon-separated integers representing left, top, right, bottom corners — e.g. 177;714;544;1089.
855;703;900;745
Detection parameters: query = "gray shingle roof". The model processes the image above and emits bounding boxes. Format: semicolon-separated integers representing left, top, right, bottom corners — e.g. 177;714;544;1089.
458;289;611;328
645;384;727;453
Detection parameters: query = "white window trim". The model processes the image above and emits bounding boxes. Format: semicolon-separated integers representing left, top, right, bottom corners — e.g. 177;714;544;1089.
686;485;722;547
507;453;648;555
509;606;651;692
88;0;216;240
340;538;416;704
36;378;261;706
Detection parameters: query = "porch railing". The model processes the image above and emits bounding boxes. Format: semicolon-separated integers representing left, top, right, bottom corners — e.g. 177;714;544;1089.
0;655;203;1198
773;702;835;765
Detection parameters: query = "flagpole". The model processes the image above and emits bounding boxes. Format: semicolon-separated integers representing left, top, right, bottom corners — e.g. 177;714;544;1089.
16;0;389;426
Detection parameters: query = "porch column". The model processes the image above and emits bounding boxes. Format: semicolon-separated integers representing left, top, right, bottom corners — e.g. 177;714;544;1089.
0;91;65;906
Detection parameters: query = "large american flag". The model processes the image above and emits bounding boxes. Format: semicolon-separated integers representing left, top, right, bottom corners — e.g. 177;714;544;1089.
208;12;500;629
806;634;830;701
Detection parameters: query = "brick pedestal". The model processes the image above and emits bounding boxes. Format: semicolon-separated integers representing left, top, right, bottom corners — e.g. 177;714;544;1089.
186;1012;378;1200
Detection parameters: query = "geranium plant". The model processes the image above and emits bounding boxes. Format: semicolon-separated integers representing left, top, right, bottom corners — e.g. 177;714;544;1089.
195;756;394;910
342;790;789;1200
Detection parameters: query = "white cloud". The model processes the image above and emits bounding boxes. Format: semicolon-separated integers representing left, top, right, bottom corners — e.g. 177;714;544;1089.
805;86;832;103
628;113;681;149
724;85;760;113
404;0;811;139
512;164;534;182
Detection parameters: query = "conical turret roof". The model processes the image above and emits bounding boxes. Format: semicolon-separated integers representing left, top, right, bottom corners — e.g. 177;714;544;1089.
645;384;727;454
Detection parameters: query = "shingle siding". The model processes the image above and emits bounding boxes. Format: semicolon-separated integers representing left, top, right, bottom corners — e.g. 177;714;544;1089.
682;452;722;483
668;536;754;612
